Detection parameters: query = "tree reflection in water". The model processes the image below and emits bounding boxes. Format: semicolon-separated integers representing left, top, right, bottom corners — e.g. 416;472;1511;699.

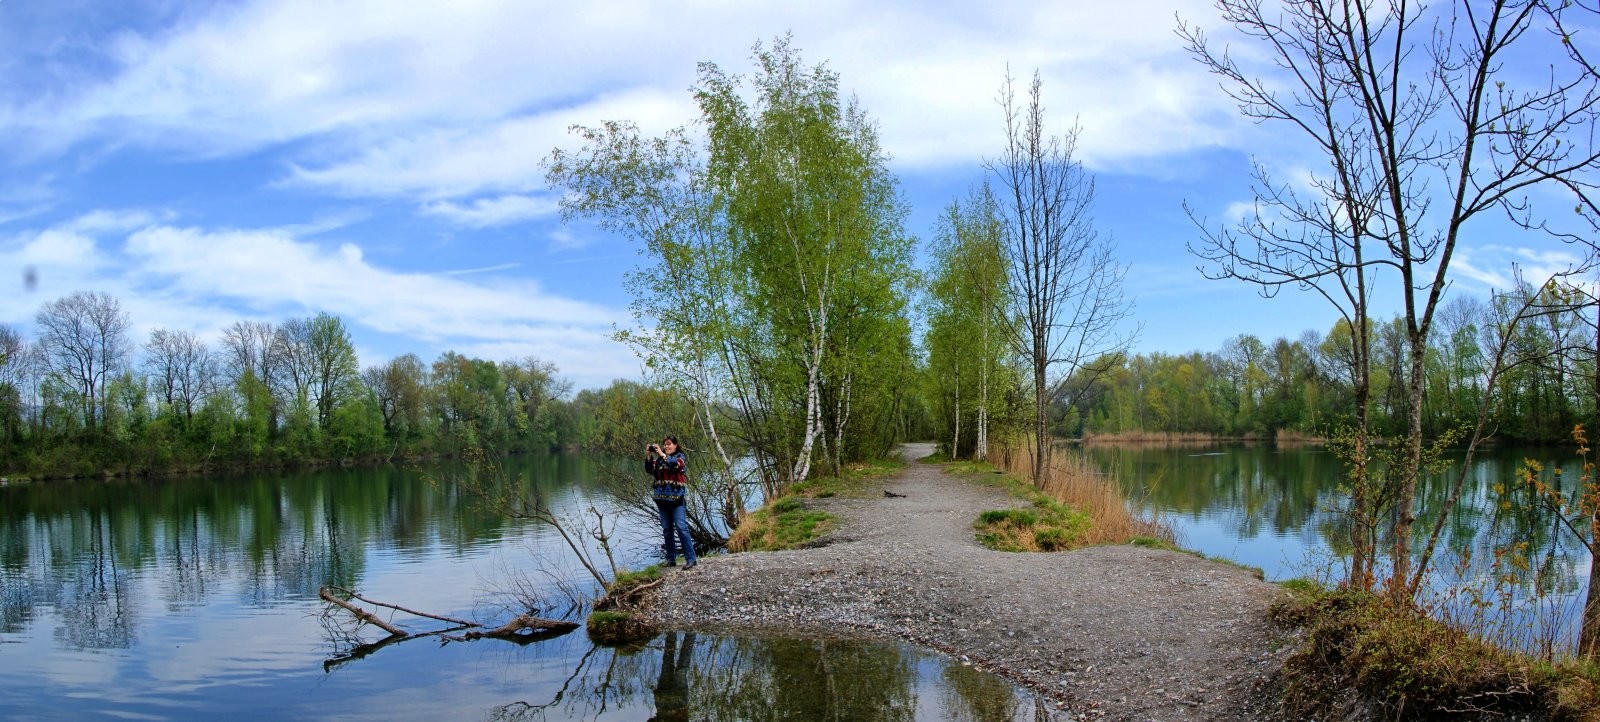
486;632;1037;721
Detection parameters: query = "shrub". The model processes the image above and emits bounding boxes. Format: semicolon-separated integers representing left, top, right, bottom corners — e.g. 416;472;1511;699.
1269;586;1600;719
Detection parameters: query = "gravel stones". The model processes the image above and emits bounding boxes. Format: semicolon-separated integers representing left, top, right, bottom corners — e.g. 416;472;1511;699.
637;443;1294;722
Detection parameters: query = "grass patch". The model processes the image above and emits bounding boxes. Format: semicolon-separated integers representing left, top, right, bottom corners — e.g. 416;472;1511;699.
973;494;1089;552
919;449;952;463
1272;584;1600;720
606;566;662;595
727;496;836;552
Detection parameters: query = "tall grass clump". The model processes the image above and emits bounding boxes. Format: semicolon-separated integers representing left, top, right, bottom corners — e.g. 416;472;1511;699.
994;444;1172;546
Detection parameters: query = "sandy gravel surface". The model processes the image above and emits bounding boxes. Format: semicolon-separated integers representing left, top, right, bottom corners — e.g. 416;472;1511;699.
637;444;1295;721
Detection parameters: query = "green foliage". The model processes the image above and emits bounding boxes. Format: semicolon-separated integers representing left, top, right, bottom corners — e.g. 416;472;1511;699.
1077;293;1600;446
2;303;582;477
922;184;1022;462
551;35;917;497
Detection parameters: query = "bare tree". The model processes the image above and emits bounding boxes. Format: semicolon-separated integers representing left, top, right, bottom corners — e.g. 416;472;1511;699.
35;291;131;432
143;329;217;424
273;317;315;420
1181;0;1600;598
221;319;283;431
986;70;1136;484
0;324;26;442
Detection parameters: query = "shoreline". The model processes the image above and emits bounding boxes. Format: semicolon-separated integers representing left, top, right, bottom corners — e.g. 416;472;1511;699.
636;443;1295;721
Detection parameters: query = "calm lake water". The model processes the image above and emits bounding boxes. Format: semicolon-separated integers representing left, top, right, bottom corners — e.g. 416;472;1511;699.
1085;444;1588;581
0;455;1044;721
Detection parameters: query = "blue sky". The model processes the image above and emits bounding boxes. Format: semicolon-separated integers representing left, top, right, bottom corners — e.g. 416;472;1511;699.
0;0;1587;390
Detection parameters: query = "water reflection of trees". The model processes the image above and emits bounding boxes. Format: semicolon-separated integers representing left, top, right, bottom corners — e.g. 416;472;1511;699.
1092;444;1596;645
0;455;598;649
486;633;1028;722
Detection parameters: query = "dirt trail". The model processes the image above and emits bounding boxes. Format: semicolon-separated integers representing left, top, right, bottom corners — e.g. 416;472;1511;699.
639;443;1293;721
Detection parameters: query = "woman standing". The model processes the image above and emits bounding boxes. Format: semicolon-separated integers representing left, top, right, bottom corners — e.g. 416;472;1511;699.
645;436;697;568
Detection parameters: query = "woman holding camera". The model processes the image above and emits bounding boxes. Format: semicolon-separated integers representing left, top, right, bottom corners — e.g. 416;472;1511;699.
645;436;696;568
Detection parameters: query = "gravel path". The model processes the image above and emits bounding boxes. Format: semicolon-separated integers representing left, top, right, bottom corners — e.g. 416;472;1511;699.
637;444;1295;721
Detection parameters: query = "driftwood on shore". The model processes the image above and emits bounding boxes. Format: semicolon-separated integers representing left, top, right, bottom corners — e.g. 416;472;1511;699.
317;585;578;669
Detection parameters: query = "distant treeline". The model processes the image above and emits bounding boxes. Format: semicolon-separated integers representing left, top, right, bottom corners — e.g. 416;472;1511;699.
0;291;691;478
1075;293;1594;444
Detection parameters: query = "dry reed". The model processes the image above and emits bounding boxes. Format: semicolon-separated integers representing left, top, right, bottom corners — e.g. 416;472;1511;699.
1080;430;1265;448
994;443;1175;546
1273;428;1328;447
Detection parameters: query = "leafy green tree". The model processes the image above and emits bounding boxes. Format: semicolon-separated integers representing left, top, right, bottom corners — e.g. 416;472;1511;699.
925;184;1016;459
305;313;360;431
551;35;916;502
697;36;915;485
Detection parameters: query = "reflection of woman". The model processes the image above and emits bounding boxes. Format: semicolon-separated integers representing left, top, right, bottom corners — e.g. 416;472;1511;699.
649;631;694;722
645;436;697;568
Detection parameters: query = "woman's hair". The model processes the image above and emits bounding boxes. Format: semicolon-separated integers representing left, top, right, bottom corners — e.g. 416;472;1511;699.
662;435;681;451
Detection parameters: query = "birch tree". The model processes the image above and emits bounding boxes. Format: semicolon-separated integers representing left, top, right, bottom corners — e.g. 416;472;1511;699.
926;184;1014;461
698;37;912;486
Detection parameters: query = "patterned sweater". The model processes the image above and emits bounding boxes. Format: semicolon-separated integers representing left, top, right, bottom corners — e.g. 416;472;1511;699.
645;450;688;503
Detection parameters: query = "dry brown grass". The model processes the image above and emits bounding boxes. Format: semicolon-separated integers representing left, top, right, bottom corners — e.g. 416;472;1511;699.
992;443;1175;546
1274;428;1328;447
1080;430;1267;448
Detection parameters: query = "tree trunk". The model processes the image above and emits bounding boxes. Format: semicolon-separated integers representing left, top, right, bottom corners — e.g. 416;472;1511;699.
1033;342;1048;485
792;330;824;484
1389;333;1428;599
977;333;989;461
1583;295;1600;659
952;371;961;459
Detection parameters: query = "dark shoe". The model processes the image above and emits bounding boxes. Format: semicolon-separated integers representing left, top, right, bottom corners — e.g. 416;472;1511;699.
664;561;677;568
683;561;697;569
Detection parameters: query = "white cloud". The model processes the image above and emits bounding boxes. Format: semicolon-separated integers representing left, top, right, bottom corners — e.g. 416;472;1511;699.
420;195;560;229
123;226;619;335
288;87;695;199
1453;245;1586;291
4;0;1252;200
2;213;637;389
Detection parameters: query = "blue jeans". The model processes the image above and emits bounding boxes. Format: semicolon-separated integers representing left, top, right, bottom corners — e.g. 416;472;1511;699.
656;501;696;566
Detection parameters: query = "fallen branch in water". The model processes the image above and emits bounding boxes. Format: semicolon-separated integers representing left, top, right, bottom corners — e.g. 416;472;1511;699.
319;586;408;638
326;585;474;627
318;585;577;667
453;613;579;641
